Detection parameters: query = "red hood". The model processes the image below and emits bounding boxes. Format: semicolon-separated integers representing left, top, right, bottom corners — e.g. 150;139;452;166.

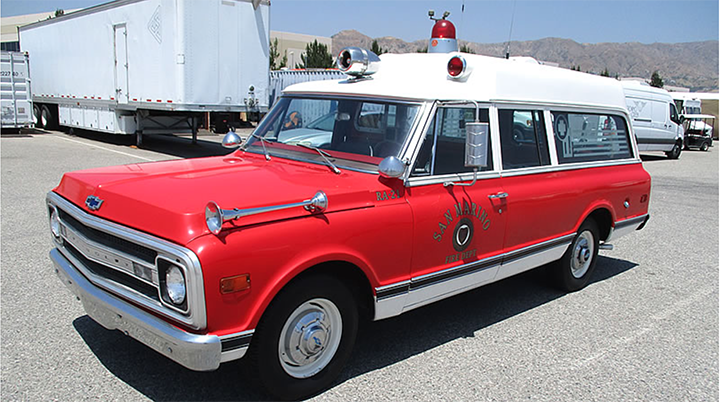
53;152;389;245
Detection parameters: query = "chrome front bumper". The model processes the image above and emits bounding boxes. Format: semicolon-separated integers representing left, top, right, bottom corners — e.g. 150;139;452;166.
51;248;250;371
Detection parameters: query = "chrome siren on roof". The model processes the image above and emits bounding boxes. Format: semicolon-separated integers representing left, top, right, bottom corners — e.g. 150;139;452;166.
336;47;380;78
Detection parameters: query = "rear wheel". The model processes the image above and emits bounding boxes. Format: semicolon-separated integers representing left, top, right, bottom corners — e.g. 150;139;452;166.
551;219;599;292
252;275;358;400
665;141;682;159
700;141;710;152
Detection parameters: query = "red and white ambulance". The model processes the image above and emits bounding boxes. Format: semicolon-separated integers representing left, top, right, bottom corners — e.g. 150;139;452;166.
47;22;651;399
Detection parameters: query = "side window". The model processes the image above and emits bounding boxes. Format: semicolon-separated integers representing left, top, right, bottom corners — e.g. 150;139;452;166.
412;107;492;176
498;109;550;169
669;103;680;124
552;112;632;164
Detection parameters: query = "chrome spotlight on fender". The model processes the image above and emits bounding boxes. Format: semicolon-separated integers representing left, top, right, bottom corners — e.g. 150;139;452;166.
337;47;380;78
222;129;242;149
205;191;328;235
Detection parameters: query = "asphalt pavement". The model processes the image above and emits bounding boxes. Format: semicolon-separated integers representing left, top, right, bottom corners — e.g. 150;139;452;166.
1;129;717;401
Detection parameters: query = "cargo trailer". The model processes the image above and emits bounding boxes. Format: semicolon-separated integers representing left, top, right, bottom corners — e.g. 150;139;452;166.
19;0;270;145
1;51;34;130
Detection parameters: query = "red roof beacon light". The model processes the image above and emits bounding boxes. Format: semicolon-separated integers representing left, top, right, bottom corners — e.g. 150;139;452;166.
428;10;458;54
447;55;467;79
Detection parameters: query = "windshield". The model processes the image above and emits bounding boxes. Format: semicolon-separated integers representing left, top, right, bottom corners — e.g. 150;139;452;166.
244;97;423;168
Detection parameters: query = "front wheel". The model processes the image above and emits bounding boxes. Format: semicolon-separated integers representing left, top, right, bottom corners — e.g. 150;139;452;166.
665;141;682;159
700;141;710;152
551;219;600;292
252;275;358;400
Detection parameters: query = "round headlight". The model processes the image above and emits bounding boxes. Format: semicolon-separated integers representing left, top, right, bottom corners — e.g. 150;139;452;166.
50;207;61;239
166;265;186;305
205;201;223;235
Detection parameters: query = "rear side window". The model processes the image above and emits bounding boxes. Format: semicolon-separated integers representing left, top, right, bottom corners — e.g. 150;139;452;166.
551;112;632;164
498;109;550;169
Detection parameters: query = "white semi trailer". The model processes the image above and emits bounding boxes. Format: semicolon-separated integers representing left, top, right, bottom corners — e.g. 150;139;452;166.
19;0;270;145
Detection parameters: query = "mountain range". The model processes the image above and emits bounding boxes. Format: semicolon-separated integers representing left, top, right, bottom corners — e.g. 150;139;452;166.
332;30;719;92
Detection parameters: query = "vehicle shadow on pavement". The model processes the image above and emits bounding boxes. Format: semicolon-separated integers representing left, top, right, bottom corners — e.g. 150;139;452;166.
72;255;637;400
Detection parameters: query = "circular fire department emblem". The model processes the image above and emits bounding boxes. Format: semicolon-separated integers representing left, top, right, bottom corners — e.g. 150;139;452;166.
452;218;474;252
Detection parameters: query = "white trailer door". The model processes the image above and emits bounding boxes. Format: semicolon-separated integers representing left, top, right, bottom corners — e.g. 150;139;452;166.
114;24;129;104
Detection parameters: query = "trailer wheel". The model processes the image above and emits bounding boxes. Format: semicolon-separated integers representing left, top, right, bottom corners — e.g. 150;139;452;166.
700;141;710;152
33;105;43;129
41;105;57;130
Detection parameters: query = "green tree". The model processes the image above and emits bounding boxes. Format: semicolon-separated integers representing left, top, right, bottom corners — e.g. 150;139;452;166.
417;46;428;53
649;70;664;88
601;68;610;77
459;44;475;54
55;9;65;17
298;40;333;69
371;40;384;55
269;38;286;70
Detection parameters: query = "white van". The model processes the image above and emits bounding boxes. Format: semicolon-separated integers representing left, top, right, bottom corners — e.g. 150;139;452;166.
622;81;684;158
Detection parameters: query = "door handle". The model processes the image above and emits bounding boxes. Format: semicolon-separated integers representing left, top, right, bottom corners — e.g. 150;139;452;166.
488;192;508;199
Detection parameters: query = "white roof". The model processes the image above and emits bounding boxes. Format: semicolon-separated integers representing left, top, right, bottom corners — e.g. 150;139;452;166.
283;52;628;111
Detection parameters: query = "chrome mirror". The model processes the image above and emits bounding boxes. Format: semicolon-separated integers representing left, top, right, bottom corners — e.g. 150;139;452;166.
378;156;405;178
222;130;242;149
465;122;489;168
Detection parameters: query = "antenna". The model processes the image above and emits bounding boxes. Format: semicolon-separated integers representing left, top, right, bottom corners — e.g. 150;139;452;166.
504;0;517;59
460;0;465;42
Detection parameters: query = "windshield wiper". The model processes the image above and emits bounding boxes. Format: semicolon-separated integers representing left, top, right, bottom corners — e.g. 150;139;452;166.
297;144;341;174
247;133;272;161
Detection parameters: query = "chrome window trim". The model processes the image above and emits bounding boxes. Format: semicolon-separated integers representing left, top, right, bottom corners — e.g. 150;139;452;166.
544;109;560;165
47;191;207;330
498;159;642;178
374;233;575;320
406;170;501;188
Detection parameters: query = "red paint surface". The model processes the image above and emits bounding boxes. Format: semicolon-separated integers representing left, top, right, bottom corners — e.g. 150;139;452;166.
53;149;650;336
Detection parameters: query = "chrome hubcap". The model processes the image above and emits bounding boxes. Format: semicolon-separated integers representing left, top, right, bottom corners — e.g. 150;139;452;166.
278;298;342;379
571;231;594;279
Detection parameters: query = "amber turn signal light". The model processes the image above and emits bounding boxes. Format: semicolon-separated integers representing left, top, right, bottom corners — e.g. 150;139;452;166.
220;274;250;294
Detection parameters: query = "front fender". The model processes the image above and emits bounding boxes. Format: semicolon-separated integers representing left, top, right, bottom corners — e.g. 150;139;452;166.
189;203;413;336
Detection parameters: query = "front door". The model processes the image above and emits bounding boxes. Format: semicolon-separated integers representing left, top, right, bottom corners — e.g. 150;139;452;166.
404;105;506;310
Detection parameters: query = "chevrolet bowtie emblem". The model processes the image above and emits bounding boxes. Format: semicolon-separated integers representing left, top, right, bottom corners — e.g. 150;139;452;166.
85;195;104;211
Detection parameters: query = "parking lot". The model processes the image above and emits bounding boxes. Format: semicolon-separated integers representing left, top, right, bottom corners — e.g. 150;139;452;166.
1;129;718;401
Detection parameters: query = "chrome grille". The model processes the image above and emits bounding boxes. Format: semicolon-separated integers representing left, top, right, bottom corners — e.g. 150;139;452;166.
47;192;207;330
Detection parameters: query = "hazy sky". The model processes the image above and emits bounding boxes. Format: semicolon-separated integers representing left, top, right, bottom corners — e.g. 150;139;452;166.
2;0;718;44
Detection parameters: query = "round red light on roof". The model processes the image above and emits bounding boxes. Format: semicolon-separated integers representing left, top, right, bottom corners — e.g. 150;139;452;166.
432;20;456;39
447;56;465;77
